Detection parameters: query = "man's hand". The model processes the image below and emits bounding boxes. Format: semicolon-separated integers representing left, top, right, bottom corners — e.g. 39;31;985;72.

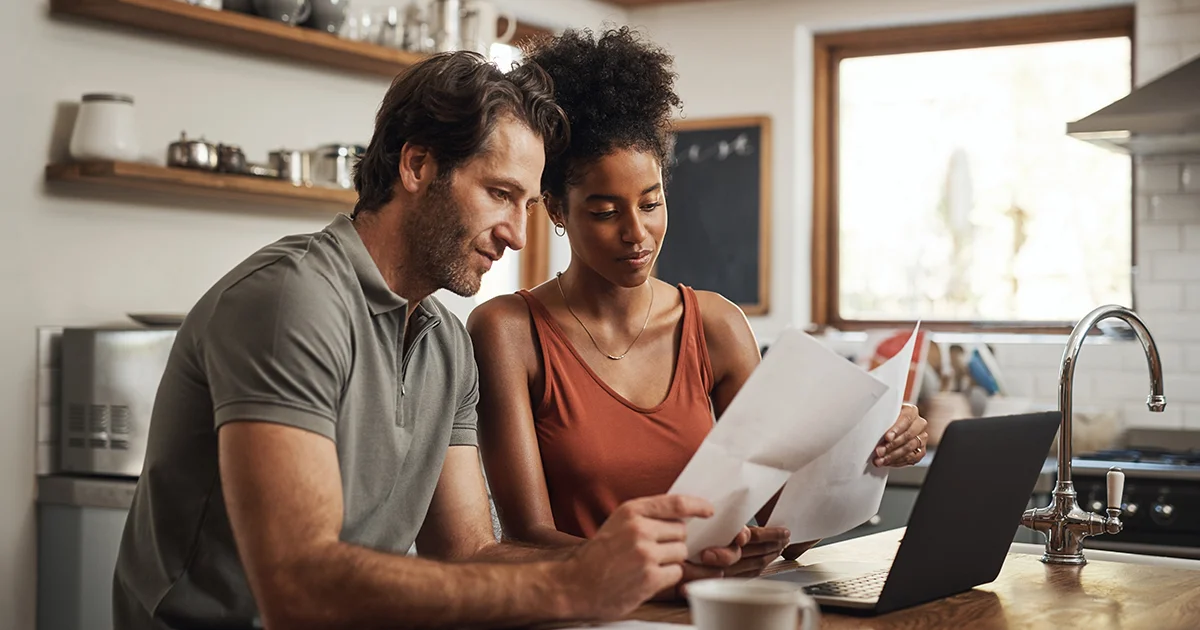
874;403;929;467
559;495;713;620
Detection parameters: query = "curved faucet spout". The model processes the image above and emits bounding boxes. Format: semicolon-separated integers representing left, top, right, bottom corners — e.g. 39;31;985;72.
1058;305;1166;485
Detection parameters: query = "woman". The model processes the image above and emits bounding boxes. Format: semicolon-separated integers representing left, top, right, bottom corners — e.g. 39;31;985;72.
468;28;928;585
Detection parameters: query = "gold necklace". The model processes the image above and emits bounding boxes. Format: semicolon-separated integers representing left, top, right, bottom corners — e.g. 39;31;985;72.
555;272;654;361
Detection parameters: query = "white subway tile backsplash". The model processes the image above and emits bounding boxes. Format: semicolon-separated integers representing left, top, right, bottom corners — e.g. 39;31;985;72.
1185;404;1200;430
1123;402;1183;429
1182;162;1200;193
991;344;1065;370
1091;370;1165;400
1151;194;1200;222
1135;282;1184;310
1187;284;1200;310
1150;251;1200;281
1184;225;1200;250
1138;224;1182;251
998;372;1036;398
1138;162;1182;193
1164;373;1200;402
1122;340;1185;372
1134;312;1200;341
1186;344;1200;371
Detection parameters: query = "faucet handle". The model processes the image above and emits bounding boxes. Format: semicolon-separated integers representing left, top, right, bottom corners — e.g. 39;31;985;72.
1107;467;1125;512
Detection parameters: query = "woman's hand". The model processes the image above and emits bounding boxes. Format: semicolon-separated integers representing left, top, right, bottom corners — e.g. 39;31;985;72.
874;403;929;467
724;526;791;578
655;527;751;600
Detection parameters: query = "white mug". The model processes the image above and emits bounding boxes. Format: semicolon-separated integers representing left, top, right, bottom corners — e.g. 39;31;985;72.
461;0;515;56
687;578;820;630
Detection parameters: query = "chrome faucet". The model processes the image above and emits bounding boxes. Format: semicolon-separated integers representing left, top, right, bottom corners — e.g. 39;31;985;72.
1021;305;1166;565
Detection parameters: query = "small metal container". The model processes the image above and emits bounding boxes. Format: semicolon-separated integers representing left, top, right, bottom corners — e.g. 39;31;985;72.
217;144;247;174
268;149;311;186
166;132;218;171
311;143;364;189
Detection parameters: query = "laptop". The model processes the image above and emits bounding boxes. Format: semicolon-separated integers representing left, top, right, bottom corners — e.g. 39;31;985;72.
761;411;1059;615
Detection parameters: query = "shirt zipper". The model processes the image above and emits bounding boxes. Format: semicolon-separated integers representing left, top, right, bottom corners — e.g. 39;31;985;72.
400;317;440;397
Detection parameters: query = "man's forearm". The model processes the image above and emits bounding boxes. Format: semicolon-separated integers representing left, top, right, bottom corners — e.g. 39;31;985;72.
468;528;584;563
262;540;586;629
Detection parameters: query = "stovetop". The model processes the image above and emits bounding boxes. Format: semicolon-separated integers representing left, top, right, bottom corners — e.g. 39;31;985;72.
1078;448;1200;466
1072;447;1200;481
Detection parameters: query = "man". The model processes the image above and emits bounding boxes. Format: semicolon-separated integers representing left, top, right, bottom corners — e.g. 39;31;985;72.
113;52;738;629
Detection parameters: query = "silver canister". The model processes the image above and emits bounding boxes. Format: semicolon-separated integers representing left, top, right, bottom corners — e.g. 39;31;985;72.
311;144;364;189
430;0;460;52
268;149;312;186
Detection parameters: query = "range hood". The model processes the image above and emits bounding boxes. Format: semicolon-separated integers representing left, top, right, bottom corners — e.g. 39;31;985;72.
1067;53;1200;156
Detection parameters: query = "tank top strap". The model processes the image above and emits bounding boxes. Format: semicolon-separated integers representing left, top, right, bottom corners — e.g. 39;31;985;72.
678;285;715;394
515;289;563;413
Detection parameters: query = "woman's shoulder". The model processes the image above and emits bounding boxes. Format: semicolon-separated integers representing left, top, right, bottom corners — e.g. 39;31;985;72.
688;289;750;330
465;293;534;339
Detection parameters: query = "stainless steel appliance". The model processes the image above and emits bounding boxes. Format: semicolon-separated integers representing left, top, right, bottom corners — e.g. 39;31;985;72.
1073;432;1200;560
59;327;177;477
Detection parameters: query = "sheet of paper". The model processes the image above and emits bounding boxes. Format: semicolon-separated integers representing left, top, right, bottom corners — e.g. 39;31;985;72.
668;328;888;556
767;324;921;542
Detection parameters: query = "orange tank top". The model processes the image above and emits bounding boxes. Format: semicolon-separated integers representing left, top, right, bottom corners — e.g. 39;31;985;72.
517;286;716;539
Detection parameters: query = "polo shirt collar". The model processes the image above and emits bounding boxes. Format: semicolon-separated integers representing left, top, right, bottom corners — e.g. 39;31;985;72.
326;214;409;316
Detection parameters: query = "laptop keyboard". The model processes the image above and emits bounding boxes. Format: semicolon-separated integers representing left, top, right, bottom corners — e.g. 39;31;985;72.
803;568;889;600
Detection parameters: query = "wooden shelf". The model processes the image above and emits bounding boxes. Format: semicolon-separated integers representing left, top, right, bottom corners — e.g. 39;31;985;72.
46;161;356;213
49;0;428;77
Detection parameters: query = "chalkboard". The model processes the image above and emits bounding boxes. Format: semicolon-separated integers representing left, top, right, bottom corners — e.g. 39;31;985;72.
655;116;771;315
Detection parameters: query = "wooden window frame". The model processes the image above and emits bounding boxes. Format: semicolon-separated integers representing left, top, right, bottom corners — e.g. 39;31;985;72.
810;7;1135;333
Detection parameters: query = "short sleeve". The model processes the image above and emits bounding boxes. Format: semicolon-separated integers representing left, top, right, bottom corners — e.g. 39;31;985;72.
202;259;351;441
450;337;479;447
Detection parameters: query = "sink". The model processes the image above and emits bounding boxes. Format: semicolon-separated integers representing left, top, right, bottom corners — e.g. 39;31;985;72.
1009;542;1200;571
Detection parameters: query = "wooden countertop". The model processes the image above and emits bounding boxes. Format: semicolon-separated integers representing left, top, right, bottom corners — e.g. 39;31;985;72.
625;528;1200;629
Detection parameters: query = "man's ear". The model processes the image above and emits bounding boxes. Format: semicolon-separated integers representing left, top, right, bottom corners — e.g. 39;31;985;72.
397;142;437;193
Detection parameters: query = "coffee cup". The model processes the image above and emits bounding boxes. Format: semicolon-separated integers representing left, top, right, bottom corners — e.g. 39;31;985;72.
687;578;819;630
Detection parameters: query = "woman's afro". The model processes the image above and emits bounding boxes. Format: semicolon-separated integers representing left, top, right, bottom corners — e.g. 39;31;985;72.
521;27;683;198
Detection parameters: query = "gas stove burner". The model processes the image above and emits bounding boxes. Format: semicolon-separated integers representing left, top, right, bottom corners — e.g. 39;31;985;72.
1079;447;1200;467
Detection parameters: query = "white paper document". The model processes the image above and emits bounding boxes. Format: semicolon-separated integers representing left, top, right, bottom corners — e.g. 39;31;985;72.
668;328;889;556
767;324;921;542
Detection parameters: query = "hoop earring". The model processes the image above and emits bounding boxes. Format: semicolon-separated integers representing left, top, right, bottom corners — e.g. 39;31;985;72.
554;223;566;237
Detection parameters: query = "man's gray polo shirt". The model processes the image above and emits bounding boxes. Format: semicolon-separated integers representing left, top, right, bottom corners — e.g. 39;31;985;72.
113;214;479;629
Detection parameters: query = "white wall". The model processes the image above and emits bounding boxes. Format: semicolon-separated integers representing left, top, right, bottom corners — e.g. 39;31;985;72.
630;0;1200;430
3;2;626;628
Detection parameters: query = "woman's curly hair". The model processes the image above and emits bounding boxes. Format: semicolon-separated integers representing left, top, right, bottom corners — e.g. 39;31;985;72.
520;27;682;205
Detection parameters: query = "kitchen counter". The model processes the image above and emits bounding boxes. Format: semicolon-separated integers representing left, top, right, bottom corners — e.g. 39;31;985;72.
889;452;1057;493
627;528;1200;629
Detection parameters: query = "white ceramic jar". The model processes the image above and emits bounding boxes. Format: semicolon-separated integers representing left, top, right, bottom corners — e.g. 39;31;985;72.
69;93;139;162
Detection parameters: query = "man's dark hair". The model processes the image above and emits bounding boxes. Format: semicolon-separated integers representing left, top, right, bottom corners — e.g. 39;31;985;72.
519;27;682;205
353;51;569;215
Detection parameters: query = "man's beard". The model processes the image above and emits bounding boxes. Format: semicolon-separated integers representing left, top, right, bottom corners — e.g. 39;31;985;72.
404;174;481;297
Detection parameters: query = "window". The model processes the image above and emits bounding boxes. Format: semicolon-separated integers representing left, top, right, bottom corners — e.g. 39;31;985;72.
811;8;1134;331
